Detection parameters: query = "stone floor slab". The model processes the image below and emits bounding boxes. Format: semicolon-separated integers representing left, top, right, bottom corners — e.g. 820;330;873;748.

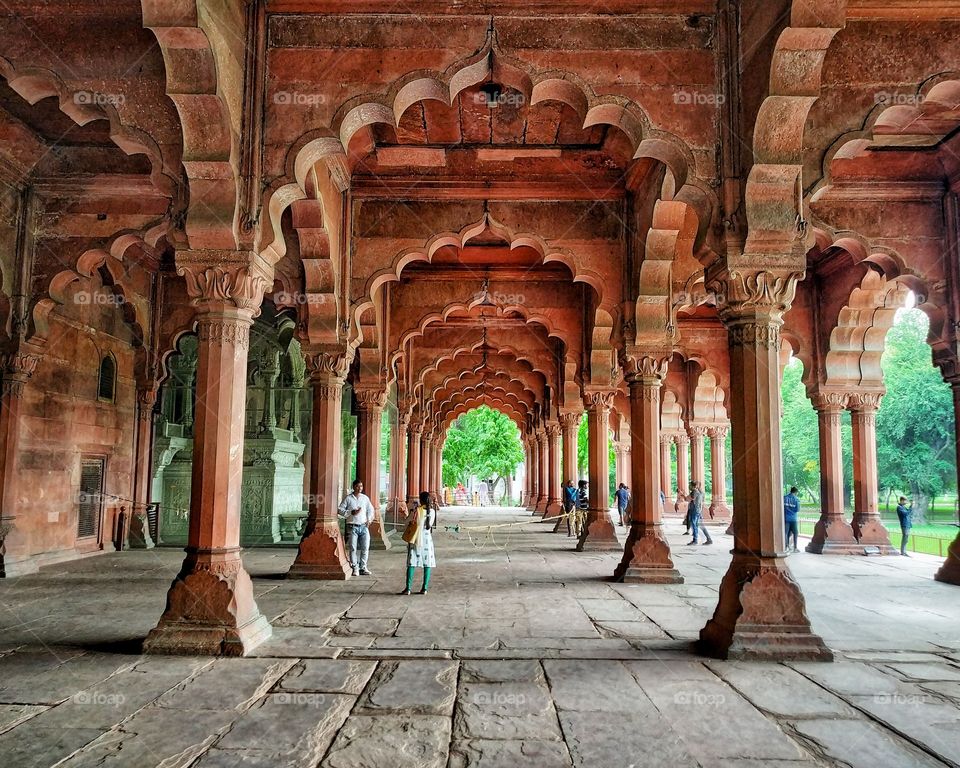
455;681;561;740
356;659;458;715
448;739;572;767
321;715;451;768
792;718;945;768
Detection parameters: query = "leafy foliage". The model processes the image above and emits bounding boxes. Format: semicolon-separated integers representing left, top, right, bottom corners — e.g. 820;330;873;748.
441;406;525;491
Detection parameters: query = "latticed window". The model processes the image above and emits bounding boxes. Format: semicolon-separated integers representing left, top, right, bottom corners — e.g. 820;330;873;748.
97;354;116;402
77;457;105;540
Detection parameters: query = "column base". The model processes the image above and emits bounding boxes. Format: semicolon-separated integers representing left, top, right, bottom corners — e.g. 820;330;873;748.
542;500;563;520
368;519;393;550
708;500;731;521
576;510;620;551
851;515;897;554
724;520;735;536
287;521;352;580
697;553;832;662
533;498;547;516
145;549;272;656
614;524;683;583
0;555;39;578
805;515;861;554
934;533;960;585
0;523;39;577
126;514;155;550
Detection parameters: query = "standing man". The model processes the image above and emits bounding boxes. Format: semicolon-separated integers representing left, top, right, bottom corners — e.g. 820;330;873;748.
615;483;631;526
562;480;578;537
783;486;801;553
576;479;589;538
896;496;913;557
339;479;375;576
686;481;712;546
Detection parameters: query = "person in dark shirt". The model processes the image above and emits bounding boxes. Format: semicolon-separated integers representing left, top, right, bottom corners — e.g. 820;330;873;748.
614;483;631;526
896;496;913;557
783;486;801;553
575;480;589;538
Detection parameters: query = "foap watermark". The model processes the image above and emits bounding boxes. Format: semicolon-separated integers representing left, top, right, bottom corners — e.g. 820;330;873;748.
472;89;526;108
472;690;527;707
274;692;325;706
74;292;125;307
873;91;923;107
72;691;126;707
674;90;725;106
274;91;326;107
74;91;125;108
872;692;934;706
673;690;726;707
274;291;329;306
471;289;525;306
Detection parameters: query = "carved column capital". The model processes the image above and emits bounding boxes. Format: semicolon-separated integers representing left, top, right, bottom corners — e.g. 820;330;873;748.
707;268;804;324
558;411;582;430
848;391;883;414
620;348;671;384
303;346;353;384
0;349;41;398
812;390;849;413
409;419;424;436
688;424;709;438
546;423;562;440
674;433;690;448
583;389;616;412
355;388;388;412
708;425;729;440
176;250;271;315
660;434;673;446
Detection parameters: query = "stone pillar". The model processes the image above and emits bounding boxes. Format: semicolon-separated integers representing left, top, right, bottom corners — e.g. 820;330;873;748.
936;381;960;584
356;389;391;550
341;417;356;504
708;426;731;520
128;385;157;549
146;259;272;656
534;431;549;514
616;355;683;582
527;434;540;512
522;440;532;506
848;392;894;552
543;423;563;519
689;425;707;493
389;413;408;526
407;422;422;506
675;434;690;499
698;272;830;661
806;394;859;554
420;433;432;496
659;436;673;513
431;440;442;505
555;411;581;532
288;349;353;579
577;390;620;551
0;349;40;577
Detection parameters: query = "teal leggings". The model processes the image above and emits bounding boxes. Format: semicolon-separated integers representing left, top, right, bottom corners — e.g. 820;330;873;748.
405;565;432;592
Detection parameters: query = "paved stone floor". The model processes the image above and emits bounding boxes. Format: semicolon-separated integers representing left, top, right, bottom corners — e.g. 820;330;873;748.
1;507;959;767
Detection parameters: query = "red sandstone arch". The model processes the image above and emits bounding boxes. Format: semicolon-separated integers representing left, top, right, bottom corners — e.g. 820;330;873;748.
0;56;177;199
413;342;556;399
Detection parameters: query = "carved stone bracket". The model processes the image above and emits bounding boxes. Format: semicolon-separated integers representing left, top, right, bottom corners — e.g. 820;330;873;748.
707;268;805;327
303;346;353;383
688;425;710;438
558;411;582;429
708;425;729;440
620;347;671;385
583;389;616;411
0;349;41;398
847;391;883;413
355;388;388;412
812;390;848;413
546;423;562;439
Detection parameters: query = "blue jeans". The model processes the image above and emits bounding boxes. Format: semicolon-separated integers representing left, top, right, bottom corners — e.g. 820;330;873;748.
346;524;369;571
690;512;712;543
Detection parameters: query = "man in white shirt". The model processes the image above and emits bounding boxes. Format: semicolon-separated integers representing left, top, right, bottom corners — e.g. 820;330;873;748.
339;480;375;576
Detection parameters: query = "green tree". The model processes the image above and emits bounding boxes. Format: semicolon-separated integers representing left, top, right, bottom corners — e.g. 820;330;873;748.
875;309;955;522
441;406;525;503
780;359;821;504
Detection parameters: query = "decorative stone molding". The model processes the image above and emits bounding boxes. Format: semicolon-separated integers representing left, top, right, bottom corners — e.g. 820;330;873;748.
558;411;582;429
304;348;352;382
620;349;670;383
583;390;616;411
176;251;271;313
708;425;729;439
546;423;562;439
674;433;690;447
198;319;251;350
688;425;709;438
812;391;848;412
728;321;782;349
0;350;41;398
708;269;804;328
847;392;883;412
660;434;673;446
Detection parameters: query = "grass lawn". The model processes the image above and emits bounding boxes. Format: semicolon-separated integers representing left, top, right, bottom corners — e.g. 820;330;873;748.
798;518;958;557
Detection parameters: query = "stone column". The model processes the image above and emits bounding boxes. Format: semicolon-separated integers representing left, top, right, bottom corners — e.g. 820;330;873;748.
128;385;157;549
543;423;563;519
0;349;40;577
708;426;731;520
849;392;895;553
675;433;690;499
534;431;549;514
420;433;432;496
698;272;830;661
356;388;391;550
431;440;442;505
288;349;353;579
146;259;272;656
577;390;620;551
806;393;859;554
389;413;408;527
407;421;422;505
936;381;960;584
341;417;356;503
659;436;673;513
527;434;540;512
616;354;683;582
689;425;707;493
522;440;532;506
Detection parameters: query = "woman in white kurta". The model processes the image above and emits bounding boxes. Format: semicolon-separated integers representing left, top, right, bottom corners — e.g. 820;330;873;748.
401;491;437;594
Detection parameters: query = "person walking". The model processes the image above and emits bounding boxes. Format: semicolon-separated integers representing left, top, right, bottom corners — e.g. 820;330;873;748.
576;479;589;538
896;496;913;556
783;486;801;553
562;479;578;537
339;479;375;576
400;491;437;594
615;483;631;526
686;481;712;545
